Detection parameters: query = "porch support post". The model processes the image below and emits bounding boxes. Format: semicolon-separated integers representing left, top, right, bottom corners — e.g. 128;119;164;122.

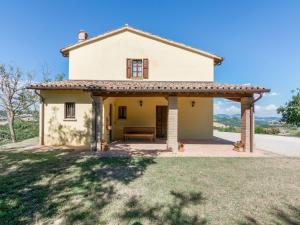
39;97;45;145
167;96;178;152
241;97;254;152
91;95;103;151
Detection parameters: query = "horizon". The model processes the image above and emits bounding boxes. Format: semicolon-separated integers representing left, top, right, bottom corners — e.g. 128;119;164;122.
1;0;299;117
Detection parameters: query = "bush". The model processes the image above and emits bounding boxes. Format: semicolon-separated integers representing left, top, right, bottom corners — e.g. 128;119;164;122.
255;126;265;134
295;131;300;137
0;120;38;144
214;126;238;133
264;127;280;135
255;126;280;135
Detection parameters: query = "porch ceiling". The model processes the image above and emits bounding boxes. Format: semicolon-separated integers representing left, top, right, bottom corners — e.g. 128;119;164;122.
29;80;270;97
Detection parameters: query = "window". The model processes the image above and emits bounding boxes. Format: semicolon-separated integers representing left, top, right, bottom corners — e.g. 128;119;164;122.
118;106;127;119
65;102;75;119
126;59;149;79
132;59;143;78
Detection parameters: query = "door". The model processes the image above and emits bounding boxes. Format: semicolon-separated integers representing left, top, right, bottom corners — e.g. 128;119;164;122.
156;106;168;139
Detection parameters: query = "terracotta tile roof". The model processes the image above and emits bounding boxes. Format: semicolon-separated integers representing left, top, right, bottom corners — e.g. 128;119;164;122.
29;80;270;94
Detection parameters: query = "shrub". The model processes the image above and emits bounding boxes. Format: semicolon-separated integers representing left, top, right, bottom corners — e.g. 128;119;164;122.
0;120;38;145
295;131;300;137
255;126;265;134
264;127;280;135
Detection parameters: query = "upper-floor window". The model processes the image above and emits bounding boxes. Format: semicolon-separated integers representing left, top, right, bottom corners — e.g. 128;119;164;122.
65;102;75;119
127;58;148;79
132;59;143;78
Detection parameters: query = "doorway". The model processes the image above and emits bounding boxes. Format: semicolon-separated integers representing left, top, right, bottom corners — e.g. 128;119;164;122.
156;106;168;139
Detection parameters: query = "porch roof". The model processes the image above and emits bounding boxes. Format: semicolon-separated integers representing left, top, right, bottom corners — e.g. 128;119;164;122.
29;80;270;96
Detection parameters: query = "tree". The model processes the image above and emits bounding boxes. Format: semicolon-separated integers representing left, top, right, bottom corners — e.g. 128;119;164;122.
0;64;38;142
41;63;65;81
40;62;52;82
277;89;300;126
55;73;65;81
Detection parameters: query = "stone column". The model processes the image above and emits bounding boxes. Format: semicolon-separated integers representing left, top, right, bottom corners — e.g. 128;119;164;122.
167;96;178;152
91;96;103;151
241;97;254;152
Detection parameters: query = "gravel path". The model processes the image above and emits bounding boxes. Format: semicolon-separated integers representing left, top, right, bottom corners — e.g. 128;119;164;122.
214;130;300;157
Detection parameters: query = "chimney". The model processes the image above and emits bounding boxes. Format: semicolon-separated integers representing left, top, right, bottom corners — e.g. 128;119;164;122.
78;30;88;42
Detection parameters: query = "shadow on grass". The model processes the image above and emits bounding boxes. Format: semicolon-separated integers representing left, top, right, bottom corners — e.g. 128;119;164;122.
0;149;155;225
239;205;300;225
120;190;207;225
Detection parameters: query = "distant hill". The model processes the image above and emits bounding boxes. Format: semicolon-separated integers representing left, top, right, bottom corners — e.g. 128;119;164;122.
214;114;281;127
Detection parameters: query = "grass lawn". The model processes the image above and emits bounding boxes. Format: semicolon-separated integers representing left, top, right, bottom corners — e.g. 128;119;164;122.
0;147;299;225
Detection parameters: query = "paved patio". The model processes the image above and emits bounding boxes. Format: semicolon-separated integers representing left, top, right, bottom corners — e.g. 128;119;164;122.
0;137;276;157
97;137;275;157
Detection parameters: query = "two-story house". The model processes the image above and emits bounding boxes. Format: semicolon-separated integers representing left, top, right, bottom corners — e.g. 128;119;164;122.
30;25;270;152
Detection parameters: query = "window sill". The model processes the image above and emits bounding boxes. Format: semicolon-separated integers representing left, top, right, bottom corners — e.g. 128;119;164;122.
63;118;77;122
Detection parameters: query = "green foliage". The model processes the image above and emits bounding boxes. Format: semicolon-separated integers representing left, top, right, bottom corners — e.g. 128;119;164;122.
255;126;280;135
255;126;265;134
0;120;38;144
277;89;300;126
295;131;300;137
214;115;241;127
0;110;6;117
55;73;65;81
214;126;239;132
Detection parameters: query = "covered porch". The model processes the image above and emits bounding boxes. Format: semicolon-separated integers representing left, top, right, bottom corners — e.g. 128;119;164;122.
90;80;270;153
95;137;272;157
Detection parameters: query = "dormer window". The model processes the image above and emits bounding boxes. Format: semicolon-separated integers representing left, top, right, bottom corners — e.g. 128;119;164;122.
126;58;149;79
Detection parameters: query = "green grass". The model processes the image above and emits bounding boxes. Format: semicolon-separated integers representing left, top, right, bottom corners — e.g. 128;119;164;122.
0;147;299;225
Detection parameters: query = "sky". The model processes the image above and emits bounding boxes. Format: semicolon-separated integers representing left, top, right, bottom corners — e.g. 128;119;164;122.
0;0;299;117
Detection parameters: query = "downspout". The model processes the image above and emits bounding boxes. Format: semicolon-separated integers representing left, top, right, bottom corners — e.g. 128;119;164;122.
34;90;45;145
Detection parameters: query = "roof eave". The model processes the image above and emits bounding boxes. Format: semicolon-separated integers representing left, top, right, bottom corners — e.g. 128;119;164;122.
60;26;223;63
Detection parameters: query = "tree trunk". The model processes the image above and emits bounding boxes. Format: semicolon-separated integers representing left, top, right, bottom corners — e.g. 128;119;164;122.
7;112;16;143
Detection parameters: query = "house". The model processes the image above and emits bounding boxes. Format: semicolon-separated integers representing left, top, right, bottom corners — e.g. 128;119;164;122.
30;25;270;152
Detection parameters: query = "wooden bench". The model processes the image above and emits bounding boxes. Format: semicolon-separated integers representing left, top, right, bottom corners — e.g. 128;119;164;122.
123;127;156;142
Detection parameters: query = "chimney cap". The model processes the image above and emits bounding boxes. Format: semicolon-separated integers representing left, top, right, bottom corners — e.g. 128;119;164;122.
78;30;88;42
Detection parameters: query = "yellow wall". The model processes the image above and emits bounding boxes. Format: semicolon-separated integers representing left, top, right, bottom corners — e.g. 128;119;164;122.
41;90;92;146
178;97;213;139
107;97;213;141
110;97;168;140
69;31;214;81
41;91;213;146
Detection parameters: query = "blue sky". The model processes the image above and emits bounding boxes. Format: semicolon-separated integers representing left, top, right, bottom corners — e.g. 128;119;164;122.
0;0;299;116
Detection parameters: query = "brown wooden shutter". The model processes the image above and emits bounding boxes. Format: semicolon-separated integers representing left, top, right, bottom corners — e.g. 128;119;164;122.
143;59;149;79
126;59;132;78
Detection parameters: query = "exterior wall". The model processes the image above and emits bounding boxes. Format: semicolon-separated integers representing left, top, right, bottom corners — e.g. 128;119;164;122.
69;31;214;81
107;97;213;141
40;92;213;146
111;97;168;140
178;97;213;140
41;90;92;146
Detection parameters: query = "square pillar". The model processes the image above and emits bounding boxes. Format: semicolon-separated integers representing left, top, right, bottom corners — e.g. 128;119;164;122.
167;96;178;152
241;97;254;152
91;96;103;151
39;99;45;145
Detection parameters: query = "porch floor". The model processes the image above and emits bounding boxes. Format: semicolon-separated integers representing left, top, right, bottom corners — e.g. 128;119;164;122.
97;137;275;157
